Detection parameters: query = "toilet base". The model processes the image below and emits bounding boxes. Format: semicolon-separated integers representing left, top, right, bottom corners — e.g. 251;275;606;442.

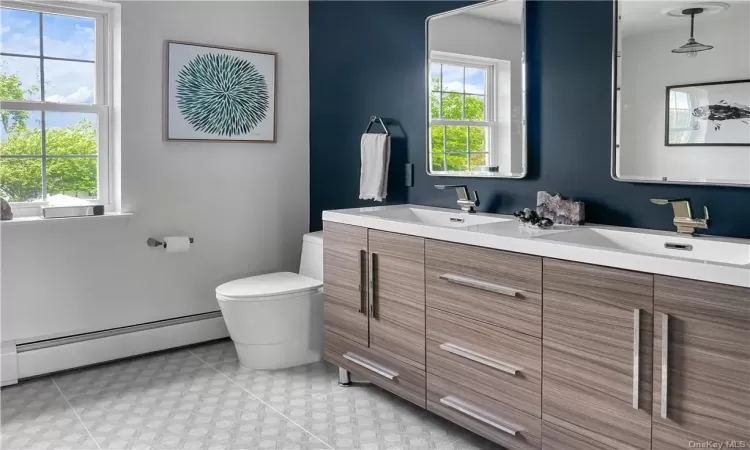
233;340;322;370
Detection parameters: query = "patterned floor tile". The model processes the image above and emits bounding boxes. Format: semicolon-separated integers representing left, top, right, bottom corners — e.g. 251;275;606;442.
2;341;483;450
52;349;327;450
0;379;99;450
266;380;468;450
191;340;345;404
189;339;239;367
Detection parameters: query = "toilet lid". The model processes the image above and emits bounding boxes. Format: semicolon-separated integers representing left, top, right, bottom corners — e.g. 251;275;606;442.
216;272;323;301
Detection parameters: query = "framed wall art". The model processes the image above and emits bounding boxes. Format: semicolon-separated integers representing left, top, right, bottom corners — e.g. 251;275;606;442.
164;40;277;142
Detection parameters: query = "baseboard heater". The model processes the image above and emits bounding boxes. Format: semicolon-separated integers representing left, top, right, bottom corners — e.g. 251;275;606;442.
14;311;228;380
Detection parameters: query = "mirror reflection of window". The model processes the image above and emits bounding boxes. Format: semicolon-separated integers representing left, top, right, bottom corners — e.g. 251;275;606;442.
669;90;696;144
426;0;526;178
429;52;511;174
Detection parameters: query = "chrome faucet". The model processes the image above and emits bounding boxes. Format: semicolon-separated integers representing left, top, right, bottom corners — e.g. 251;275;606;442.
651;198;709;235
435;185;480;213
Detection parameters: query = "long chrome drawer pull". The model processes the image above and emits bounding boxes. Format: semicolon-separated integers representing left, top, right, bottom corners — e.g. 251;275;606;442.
358;249;367;315
439;274;522;298
369;252;378;319
343;352;398;380
632;308;640;410
439;343;522;376
440;396;522;436
661;313;669;419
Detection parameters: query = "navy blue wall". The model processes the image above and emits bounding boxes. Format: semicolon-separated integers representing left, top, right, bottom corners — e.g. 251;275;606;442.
309;0;750;238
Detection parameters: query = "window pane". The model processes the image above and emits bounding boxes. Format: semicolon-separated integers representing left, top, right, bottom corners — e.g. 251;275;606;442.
445;153;468;171
465;95;485;121
45;112;97;155
445;126;467;151
431;153;445;172
46;157;97;199
430;125;444;152
441;92;463;120
429;63;441;92
469;126;487;152
430;91;441;119
43;59;95;103
470;153;489;169
0;8;40;56
465;68;485;94
441;65;463;93
42;13;95;61
0;158;42;202
0;110;42;155
0;55;41;100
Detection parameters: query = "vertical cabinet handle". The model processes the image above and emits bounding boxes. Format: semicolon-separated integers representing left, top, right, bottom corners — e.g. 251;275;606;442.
661;313;669;419
369;252;378;319
358;249;367;315
632;308;640;409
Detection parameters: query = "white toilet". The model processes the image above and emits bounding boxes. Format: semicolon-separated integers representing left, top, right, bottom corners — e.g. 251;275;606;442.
215;231;324;370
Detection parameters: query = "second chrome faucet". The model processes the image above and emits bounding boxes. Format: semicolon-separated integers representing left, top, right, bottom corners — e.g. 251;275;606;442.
435;185;480;213
651;198;709;235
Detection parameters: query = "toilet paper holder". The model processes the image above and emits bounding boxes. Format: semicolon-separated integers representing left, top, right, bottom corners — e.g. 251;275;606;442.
147;237;194;248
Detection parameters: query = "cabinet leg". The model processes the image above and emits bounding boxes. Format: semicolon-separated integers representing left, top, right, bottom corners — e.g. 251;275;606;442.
338;367;352;387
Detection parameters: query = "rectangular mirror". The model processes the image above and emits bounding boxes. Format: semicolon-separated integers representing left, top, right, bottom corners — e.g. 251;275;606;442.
613;0;750;187
426;0;527;178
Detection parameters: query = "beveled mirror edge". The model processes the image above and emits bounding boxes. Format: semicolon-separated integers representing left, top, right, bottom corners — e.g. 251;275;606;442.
610;0;749;188
424;0;528;179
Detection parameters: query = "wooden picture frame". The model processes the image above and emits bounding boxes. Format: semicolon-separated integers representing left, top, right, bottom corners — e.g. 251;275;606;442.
163;40;278;143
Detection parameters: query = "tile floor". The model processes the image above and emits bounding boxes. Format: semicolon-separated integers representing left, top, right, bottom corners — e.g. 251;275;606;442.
0;339;498;450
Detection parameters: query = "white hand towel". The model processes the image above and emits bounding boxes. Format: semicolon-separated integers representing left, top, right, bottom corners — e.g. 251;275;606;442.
359;133;391;201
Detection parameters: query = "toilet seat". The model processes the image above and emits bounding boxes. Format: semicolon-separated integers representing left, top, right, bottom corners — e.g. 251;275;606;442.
215;272;322;302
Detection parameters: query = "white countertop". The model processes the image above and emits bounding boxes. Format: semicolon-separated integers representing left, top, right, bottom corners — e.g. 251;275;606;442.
322;204;750;288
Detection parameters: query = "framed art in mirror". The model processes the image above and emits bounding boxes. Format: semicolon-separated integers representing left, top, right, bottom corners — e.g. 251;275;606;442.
665;80;750;146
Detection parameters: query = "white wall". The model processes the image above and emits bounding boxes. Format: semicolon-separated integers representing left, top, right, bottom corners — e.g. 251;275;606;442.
619;13;750;184
429;13;524;174
1;1;310;343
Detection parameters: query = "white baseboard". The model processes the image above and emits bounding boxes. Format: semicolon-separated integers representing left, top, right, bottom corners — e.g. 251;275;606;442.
1;341;18;386
16;316;228;380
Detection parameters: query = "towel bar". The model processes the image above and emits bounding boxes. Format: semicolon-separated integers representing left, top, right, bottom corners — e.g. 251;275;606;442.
364;115;389;135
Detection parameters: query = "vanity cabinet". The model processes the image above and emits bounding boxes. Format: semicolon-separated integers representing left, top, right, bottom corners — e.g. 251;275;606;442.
323;220;749;450
322;221;369;347
322;221;426;405
541;259;654;450
425;239;543;450
652;276;750;450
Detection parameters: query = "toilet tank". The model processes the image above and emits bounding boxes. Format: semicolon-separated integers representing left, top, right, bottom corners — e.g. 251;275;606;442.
299;231;324;281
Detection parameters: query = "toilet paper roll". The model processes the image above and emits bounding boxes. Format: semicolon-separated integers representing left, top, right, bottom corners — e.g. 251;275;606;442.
163;236;191;253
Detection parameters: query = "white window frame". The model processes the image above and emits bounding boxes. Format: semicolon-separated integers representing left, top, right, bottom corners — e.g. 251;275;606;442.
0;0;113;215
429;50;501;175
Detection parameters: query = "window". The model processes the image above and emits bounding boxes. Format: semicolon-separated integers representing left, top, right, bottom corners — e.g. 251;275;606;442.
0;1;111;208
668;90;696;144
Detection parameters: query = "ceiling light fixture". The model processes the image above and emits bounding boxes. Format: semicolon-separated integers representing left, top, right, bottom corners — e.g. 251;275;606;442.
672;7;714;58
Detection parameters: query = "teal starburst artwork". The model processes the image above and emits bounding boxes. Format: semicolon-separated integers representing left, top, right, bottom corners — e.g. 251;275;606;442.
176;53;269;136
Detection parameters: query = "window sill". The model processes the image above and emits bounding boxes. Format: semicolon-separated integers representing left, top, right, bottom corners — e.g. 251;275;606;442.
0;212;133;227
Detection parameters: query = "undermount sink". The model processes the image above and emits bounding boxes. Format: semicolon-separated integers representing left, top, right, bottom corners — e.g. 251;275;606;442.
362;207;511;228
536;228;750;265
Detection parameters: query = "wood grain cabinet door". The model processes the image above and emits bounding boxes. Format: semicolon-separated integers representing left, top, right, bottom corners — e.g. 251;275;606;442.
652;276;750;450
542;259;654;450
368;230;426;370
323;221;369;347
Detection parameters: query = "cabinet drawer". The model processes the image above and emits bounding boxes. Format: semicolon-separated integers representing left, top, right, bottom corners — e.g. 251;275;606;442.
427;373;541;450
324;330;425;407
427;308;541;417
426;240;542;337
